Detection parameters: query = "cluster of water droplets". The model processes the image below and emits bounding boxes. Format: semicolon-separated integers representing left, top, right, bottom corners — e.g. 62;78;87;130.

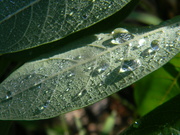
140;39;160;57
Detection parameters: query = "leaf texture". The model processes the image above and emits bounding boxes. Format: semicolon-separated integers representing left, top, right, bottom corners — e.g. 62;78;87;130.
0;17;179;120
0;0;131;54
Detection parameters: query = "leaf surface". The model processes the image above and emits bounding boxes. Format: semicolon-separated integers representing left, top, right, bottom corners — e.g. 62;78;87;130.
0;17;179;120
0;0;131;54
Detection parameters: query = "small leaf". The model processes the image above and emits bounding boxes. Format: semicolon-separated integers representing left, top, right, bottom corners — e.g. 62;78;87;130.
0;0;131;54
121;94;180;135
0;17;179;120
134;54;180;116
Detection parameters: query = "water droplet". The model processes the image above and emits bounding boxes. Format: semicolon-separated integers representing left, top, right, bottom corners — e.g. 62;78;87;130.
5;91;12;99
69;12;73;16
74;55;82;60
67;72;75;78
98;82;103;86
35;84;42;89
43;100;51;108
38;67;43;71
98;37;103;40
82;14;88;19
111;28;134;44
96;15;99;19
151;40;159;50
66;88;70;92
176;30;180;36
71;89;87;102
91;63;109;77
28;75;32;78
133;120;140;128
138;38;146;47
33;100;51;115
140;48;155;58
119;59;141;72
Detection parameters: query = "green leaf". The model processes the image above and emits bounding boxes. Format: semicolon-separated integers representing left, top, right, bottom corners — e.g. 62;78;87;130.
0;16;179;120
0;0;132;54
134;54;180;116
121;94;180;135
0;121;12;135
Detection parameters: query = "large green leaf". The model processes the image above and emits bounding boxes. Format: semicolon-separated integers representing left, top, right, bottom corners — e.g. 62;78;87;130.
121;94;180;135
0;16;179;120
0;0;131;54
134;54;180;116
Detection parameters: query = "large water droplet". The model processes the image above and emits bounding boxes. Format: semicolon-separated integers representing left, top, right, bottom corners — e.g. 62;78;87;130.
119;59;141;72
151;40;159;51
111;28;134;44
91;63;109;77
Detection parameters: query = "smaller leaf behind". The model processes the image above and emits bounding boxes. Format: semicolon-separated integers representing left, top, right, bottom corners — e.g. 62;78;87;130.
134;54;180;116
121;94;180;135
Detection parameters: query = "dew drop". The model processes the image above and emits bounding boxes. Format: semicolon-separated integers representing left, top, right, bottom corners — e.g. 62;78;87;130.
111;28;134;44
28;75;32;79
5;91;12;99
33;100;51;115
67;72;75;78
119;59;141;73
66;88;70;92
91;63;109;77
69;12;73;16
35;84;42;89
98;37;103;40
82;14;88;19
71;89;87;102
151;40;159;51
73;55;82;60
133;120;140;128
176;30;180;36
84;66;93;72
138;38;146;47
140;48;155;58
